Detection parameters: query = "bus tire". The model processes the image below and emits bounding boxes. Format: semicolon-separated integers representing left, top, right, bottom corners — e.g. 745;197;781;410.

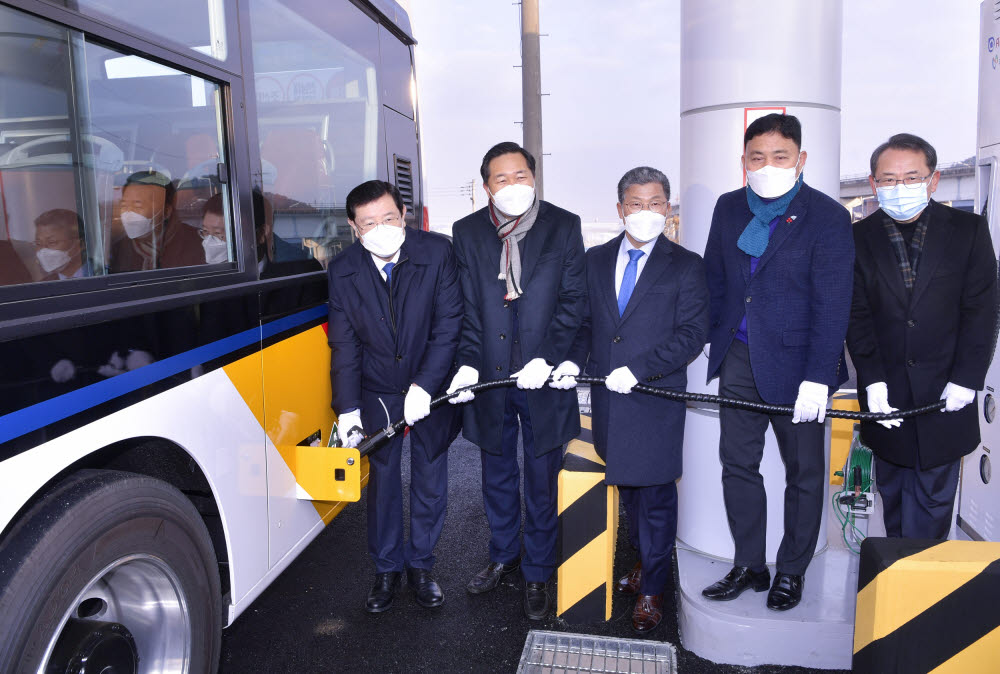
0;469;222;673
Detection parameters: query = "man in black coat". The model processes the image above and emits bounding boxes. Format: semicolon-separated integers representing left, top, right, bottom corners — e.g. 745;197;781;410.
847;133;997;540
448;142;586;620
328;180;463;613
562;166;708;633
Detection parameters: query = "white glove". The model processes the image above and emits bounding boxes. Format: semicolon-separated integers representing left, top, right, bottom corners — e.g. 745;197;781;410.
404;383;432;426
865;382;902;429
97;351;126;378
793;380;829;424
549;361;580;390
447;366;479;404
605;366;638;394
50;359;76;383
125;349;154;371
336;410;364;448
515;357;553;390
941;382;976;413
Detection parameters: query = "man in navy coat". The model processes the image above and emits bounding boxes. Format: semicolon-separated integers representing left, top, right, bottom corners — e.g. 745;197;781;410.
448;142;586;620
702;114;854;611
327;180;463;613
560;166;708;633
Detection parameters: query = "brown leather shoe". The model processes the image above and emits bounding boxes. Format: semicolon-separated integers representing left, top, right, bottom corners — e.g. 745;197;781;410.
631;594;663;634
615;562;642;595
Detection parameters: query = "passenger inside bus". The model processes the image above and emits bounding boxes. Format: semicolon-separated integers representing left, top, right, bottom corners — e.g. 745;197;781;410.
199;194;229;264
33;209;90;280
111;170;203;273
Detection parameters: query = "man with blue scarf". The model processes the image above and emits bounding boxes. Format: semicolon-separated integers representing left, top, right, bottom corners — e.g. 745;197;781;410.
701;114;854;611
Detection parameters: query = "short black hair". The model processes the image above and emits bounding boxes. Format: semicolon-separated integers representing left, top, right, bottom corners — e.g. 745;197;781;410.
345;180;405;221
744;113;802;149
480;142;536;183
869;133;938;176
203;192;225;219
123;169;176;207
35;208;83;235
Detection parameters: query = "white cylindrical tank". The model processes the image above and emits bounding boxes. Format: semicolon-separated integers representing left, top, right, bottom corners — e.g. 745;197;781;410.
678;0;843;561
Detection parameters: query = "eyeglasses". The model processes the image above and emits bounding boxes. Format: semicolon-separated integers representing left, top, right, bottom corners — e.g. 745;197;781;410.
872;174;932;189
197;228;226;240
623;200;668;213
355;215;401;232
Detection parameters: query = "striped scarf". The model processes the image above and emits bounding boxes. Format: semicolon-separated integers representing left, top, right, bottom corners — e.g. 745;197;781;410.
882;213;928;290
489;198;538;301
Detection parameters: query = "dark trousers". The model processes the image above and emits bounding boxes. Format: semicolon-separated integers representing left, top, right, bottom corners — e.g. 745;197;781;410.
718;340;825;575
366;421;449;573
481;387;563;583
875;455;960;539
620;483;678;596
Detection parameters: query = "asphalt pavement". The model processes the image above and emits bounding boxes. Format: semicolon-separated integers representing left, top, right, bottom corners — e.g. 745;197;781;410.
219;430;849;674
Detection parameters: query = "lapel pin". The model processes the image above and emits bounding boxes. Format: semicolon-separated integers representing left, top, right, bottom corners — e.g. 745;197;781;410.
786;215;797;223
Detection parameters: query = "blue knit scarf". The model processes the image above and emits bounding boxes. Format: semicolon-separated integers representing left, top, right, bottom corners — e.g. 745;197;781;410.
737;174;803;257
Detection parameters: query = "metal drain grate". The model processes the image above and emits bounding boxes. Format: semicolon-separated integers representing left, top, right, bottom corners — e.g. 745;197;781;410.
517;630;677;674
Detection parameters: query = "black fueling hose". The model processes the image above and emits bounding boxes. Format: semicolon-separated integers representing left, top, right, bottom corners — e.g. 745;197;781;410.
356;376;945;458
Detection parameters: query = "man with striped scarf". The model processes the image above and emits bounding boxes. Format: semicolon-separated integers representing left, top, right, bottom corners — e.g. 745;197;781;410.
448;142;586;620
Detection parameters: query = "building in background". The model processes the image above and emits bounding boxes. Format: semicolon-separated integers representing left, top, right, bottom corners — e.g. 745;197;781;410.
840;157;975;221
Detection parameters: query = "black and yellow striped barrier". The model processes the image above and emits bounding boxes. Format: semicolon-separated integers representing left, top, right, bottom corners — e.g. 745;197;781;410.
556;415;618;623
854;538;1000;673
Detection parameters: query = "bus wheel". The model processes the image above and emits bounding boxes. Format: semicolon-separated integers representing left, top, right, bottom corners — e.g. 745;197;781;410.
0;469;221;673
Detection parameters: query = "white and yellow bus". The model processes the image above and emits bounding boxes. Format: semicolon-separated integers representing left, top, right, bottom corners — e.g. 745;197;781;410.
0;0;423;670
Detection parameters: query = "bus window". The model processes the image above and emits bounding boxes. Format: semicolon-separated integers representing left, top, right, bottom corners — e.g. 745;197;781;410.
249;0;382;271
0;3;235;284
46;0;229;63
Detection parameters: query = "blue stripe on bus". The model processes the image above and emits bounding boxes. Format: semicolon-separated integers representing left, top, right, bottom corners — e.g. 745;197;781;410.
0;305;327;446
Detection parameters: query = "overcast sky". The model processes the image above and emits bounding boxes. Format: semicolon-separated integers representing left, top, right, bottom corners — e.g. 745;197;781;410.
408;1;983;230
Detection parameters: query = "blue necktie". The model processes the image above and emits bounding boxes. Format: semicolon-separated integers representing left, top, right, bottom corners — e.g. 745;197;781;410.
618;249;644;316
383;262;395;288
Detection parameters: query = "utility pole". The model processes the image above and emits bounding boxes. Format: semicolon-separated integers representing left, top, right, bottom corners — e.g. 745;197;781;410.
520;0;543;199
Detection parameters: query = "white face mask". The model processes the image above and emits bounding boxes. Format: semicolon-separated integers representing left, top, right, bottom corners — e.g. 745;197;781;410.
36;247;72;273
490;184;536;216
745;156;801;198
359;223;406;258
121;210;154;239
623;210;666;243
876;183;929;221
202;235;228;264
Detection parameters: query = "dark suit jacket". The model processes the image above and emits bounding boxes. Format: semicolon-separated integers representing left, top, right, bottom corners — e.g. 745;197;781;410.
568;234;709;485
327;228;463;457
452;201;586;455
705;182;854;404
847;201;997;469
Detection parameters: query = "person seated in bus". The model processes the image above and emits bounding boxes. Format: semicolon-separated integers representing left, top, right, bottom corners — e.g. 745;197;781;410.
110;170;203;273
33;208;90;280
254;189;321;278
0;240;32;286
199;193;229;264
328;180;462;614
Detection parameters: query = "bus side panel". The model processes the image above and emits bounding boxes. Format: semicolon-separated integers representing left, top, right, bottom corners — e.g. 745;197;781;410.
0;365;270;606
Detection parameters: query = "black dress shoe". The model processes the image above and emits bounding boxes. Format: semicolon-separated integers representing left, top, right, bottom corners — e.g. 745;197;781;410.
466;560;520;594
524;581;550;620
701;565;771;601
366;572;400;613
766;572;803;611
407;568;444;608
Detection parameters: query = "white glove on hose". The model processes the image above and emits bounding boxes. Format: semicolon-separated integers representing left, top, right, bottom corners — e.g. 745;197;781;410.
447;366;479;404
336;410;364;448
549;361;580;390
404;383;432;426
865;382;902;429
793;380;829;424
605;366;638;394
941;382;976;412
515;358;553;390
